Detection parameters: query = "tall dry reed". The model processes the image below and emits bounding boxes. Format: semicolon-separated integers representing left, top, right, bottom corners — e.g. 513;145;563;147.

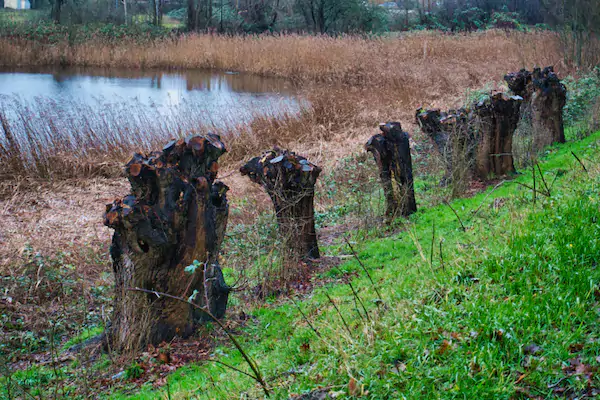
0;88;369;185
0;30;581;187
0;31;572;89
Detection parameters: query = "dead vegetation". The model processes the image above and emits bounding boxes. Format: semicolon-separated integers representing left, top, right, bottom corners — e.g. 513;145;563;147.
0;31;572;188
0;30;585;387
0;30;571;85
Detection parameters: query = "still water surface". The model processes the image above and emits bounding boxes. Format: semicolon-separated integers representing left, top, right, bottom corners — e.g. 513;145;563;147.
0;66;301;126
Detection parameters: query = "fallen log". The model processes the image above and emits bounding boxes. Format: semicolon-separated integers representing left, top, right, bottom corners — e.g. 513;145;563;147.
104;134;230;352
365;122;417;220
240;148;321;260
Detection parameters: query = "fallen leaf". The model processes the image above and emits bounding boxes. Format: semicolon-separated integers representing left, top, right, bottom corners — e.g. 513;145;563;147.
348;377;360;396
515;373;527;384
569;343;584;353
437;339;452;355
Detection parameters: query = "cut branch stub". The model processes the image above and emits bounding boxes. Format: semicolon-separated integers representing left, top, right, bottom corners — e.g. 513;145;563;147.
473;92;521;179
365;122;417;220
504;68;533;100
240;149;321;260
104;133;230;352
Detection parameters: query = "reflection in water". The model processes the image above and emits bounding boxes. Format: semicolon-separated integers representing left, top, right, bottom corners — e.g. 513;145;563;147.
0;66;301;127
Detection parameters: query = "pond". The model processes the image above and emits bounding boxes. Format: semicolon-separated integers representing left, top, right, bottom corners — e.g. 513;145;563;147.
0;66;302;128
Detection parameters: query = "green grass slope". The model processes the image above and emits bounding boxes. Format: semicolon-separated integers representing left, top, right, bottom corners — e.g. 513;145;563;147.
121;132;600;399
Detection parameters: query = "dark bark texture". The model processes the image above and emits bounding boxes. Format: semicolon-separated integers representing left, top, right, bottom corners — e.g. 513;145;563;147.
365;122;417;220
505;66;567;151
472;92;522;179
416;107;473;186
104;134;230;352
418;93;519;184
504;68;533;101
240;149;321;260
530;67;567;149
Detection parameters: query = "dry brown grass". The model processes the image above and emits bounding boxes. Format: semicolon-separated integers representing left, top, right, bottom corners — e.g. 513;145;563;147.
1;31;574;185
0;30;571;88
0;29;578;281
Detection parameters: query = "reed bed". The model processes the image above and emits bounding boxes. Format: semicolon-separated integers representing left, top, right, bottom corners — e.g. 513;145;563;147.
0;30;582;188
0;30;574;88
0;88;371;186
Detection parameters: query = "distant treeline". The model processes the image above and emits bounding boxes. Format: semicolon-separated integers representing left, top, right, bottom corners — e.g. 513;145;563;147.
5;0;596;35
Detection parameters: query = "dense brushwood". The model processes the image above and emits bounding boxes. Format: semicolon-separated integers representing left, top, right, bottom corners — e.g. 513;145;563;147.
505;66;567;151
240;148;321;260
104;134;230;352
365;122;417;220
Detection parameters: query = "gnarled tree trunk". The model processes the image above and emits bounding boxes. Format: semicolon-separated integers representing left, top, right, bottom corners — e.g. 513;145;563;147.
416;108;452;185
530;67;567;149
505;66;567;152
240;149;321;260
416;108;474;187
366;122;417;220
472;93;521;179
504;68;533;101
104;134;230;353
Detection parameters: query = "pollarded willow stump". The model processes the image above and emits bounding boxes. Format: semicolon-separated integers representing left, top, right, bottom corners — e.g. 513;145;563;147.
505;66;567;151
416;108;451;169
104;134;231;352
416;107;473;186
531;67;567;149
365;122;417;220
240;149;321;261
472;93;521;179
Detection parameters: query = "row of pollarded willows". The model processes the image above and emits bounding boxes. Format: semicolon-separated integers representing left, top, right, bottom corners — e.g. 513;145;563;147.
416;65;567;195
98;65;567;376
100;124;417;354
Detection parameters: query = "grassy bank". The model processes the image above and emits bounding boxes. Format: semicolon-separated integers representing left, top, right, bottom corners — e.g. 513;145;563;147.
123;131;600;399
5;129;599;399
1;26;600;399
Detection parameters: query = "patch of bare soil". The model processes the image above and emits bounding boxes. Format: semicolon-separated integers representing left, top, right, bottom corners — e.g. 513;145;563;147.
0;178;127;274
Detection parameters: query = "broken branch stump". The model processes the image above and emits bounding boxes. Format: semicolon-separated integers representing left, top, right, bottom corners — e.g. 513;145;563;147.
365;122;417;220
240;149;321;260
103;134;230;352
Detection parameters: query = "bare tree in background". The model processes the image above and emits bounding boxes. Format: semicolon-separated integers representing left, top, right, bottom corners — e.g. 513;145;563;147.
541;0;600;67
